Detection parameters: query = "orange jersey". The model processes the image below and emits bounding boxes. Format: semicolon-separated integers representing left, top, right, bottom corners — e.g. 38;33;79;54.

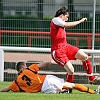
8;64;46;92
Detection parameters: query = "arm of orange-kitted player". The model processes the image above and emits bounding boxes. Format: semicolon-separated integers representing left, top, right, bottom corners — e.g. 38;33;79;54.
37;57;57;69
38;62;51;69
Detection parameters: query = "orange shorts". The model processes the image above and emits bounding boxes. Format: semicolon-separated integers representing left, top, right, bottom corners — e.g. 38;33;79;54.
51;44;79;67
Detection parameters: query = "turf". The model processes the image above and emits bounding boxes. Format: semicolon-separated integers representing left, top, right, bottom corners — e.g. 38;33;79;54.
0;82;100;100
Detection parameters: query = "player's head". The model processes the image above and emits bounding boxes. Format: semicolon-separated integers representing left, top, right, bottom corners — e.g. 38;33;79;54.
54;6;68;17
54;7;69;21
16;62;27;72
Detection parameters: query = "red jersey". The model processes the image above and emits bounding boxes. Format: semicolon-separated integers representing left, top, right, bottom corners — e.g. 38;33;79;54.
50;17;67;51
50;17;79;67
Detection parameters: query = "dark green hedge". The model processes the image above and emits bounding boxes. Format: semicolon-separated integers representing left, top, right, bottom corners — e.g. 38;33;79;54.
1;15;50;32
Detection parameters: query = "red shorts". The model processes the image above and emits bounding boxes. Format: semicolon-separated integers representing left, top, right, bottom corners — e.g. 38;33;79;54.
51;44;79;67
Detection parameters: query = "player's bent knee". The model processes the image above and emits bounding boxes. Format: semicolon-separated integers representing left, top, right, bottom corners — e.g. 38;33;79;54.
76;50;89;61
83;54;89;61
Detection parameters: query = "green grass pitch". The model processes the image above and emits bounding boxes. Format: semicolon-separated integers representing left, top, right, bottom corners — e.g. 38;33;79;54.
0;82;100;100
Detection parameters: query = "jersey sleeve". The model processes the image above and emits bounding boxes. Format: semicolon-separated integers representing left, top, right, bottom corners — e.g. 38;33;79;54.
52;17;66;27
8;81;20;92
28;64;39;72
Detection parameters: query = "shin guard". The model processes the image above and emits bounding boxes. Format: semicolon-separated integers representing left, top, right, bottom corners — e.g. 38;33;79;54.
66;72;74;83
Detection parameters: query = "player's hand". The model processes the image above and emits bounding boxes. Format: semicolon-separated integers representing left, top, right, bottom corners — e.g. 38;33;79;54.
81;18;87;23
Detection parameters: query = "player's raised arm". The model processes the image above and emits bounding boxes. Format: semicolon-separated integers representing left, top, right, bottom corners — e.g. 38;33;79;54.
64;18;87;28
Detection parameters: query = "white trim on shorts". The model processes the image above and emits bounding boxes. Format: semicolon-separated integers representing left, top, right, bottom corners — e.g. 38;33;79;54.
41;75;64;94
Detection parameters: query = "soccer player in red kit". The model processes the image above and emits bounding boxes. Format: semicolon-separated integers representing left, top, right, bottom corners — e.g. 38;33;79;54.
50;6;99;85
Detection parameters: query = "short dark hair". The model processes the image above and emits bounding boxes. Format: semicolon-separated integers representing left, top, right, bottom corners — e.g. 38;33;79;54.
16;62;25;72
54;6;68;17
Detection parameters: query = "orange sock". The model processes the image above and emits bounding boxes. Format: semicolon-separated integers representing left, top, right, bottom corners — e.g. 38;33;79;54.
74;84;95;94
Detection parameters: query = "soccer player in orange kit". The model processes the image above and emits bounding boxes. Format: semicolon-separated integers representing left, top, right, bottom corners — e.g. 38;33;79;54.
0;61;99;94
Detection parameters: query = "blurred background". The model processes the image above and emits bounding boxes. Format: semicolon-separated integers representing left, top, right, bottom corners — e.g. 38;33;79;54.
0;0;100;84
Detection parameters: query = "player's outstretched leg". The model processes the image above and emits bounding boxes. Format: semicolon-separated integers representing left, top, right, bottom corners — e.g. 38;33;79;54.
74;84;99;94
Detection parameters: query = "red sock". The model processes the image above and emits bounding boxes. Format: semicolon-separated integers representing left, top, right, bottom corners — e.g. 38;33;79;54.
82;59;95;80
66;72;74;83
